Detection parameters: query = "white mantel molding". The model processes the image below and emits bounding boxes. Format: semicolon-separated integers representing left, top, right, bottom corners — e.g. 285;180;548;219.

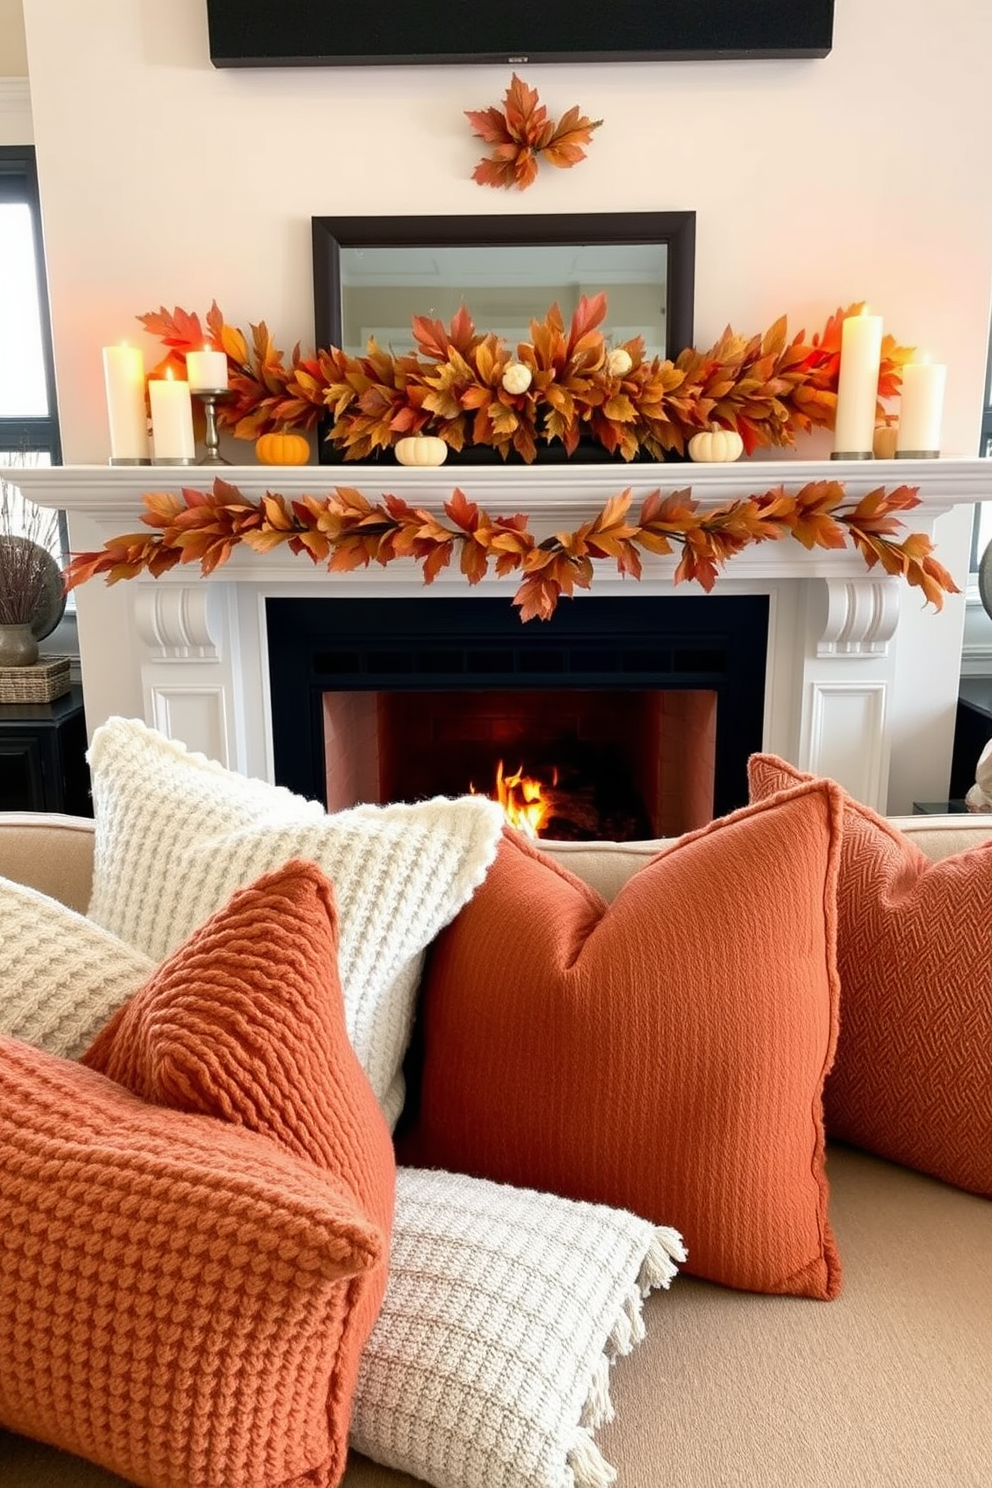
8;456;986;815
12;454;991;528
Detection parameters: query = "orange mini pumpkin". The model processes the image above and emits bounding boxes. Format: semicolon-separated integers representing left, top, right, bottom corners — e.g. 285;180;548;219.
255;430;310;466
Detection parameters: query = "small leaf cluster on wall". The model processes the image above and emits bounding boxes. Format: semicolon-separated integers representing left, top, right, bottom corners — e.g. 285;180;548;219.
465;74;602;191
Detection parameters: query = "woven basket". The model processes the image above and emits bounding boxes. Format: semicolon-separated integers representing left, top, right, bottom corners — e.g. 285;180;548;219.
0;655;72;704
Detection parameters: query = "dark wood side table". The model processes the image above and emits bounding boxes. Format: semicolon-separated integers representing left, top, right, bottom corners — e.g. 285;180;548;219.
0;684;92;816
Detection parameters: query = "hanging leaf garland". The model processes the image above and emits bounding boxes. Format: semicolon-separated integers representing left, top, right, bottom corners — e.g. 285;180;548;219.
65;477;958;624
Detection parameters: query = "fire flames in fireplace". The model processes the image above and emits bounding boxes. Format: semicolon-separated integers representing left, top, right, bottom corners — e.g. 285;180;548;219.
489;760;554;838
472;747;655;842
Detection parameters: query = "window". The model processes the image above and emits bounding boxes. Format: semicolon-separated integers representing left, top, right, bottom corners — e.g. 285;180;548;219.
0;145;63;558
973;319;992;567
0;146;60;462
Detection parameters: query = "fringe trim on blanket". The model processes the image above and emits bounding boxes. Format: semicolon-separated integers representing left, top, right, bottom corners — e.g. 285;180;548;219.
580;1353;615;1430
574;1225;687;1483
640;1225;689;1294
568;1426;618;1488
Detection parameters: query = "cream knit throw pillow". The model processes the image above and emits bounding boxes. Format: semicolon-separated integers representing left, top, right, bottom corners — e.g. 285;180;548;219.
0;878;154;1059
85;717;504;1128
352;1167;686;1488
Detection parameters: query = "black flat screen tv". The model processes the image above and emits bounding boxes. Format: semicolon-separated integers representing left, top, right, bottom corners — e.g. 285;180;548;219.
206;1;834;68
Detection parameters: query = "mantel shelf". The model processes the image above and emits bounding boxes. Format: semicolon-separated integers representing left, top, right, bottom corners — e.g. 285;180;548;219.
7;456;992;527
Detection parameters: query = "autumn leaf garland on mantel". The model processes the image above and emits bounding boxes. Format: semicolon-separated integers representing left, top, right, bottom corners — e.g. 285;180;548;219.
65;478;958;624
138;295;915;465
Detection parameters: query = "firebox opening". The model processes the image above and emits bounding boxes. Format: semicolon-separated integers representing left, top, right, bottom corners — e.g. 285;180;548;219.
267;594;767;839
323;687;719;840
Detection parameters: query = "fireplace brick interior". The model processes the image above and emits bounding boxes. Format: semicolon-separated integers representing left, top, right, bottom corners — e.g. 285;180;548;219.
268;594;767;839
324;687;717;839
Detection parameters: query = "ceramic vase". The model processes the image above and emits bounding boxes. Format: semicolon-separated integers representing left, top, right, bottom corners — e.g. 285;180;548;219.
0;622;40;667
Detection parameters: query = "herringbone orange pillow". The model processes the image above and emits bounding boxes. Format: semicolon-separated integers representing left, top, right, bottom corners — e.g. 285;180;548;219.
0;1034;384;1488
400;781;845;1299
82;859;396;1480
749;754;992;1196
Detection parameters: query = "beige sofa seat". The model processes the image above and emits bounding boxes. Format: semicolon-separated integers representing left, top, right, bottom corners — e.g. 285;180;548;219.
1;813;991;1488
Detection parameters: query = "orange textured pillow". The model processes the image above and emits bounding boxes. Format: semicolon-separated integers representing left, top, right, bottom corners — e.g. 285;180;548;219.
0;1034;384;1488
400;782;844;1298
82;859;396;1479
749;753;992;1196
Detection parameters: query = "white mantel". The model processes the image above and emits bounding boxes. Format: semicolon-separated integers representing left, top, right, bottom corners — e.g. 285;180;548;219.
14;457;991;815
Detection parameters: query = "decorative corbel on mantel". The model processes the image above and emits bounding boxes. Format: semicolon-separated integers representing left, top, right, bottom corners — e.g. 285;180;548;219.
133;585;218;662
816;577;901;658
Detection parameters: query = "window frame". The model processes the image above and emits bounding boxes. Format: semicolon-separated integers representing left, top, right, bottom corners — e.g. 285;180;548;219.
971;315;992;568
0;145;61;464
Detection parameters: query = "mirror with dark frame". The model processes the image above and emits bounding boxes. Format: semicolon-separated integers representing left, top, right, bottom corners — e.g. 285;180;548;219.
311;211;695;464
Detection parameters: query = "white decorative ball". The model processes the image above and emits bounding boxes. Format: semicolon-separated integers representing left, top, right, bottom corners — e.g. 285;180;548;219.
501;362;533;395
606;348;633;377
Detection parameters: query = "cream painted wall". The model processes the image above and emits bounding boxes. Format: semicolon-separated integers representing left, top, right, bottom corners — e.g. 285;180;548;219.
17;0;992;471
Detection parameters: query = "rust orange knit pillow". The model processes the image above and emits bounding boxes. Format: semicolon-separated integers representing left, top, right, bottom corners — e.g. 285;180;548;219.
0;1033;384;1488
749;753;992;1196
82;858;396;1480
399;781;844;1299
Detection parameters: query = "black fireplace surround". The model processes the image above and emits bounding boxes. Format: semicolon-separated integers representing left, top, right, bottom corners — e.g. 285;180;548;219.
267;593;768;823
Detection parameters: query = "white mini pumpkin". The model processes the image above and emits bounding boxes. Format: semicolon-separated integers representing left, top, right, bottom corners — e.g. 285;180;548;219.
606;347;633;378
687;426;744;463
395;434;449;467
501;362;533;395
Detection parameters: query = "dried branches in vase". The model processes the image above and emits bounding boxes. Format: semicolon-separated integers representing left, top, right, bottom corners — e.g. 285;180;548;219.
0;469;64;666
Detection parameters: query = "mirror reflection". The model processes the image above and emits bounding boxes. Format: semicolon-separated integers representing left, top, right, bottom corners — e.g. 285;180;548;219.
339;242;669;358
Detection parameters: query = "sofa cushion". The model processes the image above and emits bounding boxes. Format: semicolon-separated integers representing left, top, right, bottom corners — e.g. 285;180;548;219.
0;875;153;1059
84;716;504;1128
400;780;844;1298
351;1167;685;1488
0;1032;385;1488
749;753;992;1196
0;811;96;913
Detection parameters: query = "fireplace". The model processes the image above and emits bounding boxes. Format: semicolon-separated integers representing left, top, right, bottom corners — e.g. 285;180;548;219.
266;594;768;838
11;459;980;820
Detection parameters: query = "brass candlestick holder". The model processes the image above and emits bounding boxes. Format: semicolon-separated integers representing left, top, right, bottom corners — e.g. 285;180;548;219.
194;389;233;465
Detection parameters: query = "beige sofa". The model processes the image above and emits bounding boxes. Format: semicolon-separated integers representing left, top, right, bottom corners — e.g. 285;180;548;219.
1;810;991;1488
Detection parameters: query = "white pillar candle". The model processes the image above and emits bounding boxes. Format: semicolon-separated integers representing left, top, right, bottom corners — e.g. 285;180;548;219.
896;358;946;456
832;310;884;457
149;371;196;463
186;345;228;391
102;343;150;462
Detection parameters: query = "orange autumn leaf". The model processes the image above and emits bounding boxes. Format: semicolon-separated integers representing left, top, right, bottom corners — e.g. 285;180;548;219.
513;573;563;624
541;104;604;169
786;481;850;551
205;300;249;367
137;305;205;352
